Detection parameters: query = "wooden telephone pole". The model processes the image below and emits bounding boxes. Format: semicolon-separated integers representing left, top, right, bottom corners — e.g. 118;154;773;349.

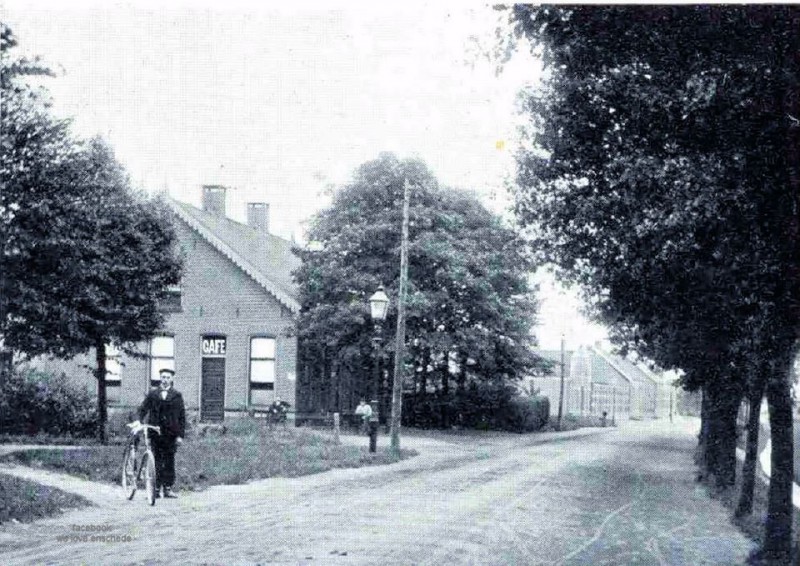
558;334;566;430
390;179;411;454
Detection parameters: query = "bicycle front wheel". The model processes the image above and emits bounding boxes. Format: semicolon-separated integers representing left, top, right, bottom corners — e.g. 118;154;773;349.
143;451;157;506
121;445;137;500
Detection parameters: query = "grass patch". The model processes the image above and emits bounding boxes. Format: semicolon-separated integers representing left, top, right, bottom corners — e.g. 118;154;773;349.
0;433;119;446
0;473;91;523
0;420;416;492
706;458;800;565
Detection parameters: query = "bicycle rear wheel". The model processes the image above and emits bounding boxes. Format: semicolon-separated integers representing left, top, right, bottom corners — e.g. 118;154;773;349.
121;445;137;500
143;451;157;506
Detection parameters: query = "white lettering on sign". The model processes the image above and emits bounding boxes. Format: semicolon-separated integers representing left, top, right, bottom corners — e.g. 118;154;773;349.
202;338;227;357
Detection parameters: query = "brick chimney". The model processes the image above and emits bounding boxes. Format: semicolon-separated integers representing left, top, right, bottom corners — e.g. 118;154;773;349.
247;202;270;234
202;185;227;216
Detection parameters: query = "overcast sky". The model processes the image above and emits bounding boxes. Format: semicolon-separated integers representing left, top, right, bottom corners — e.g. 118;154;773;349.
3;0;608;350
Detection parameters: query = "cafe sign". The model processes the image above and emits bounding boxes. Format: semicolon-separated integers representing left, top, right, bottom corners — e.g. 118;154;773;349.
202;336;227;358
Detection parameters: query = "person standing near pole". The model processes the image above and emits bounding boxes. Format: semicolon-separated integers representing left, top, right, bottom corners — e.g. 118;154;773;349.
355;398;373;435
134;368;186;498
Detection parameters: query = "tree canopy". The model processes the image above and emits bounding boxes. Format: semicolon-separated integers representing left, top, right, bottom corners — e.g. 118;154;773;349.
294;153;542;426
1;24;184;441
504;5;800;558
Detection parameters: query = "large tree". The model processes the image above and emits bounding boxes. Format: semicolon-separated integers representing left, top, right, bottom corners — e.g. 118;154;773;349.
504;5;800;559
1;25;184;443
0;23;72;376
294;153;541;427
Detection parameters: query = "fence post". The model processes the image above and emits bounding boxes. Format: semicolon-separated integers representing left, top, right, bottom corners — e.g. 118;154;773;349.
333;412;341;445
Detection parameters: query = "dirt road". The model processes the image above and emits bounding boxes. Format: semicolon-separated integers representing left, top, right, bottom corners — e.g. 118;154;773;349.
0;419;754;565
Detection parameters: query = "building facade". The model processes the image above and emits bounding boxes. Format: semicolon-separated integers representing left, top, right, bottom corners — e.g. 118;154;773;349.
529;344;671;421
32;186;301;422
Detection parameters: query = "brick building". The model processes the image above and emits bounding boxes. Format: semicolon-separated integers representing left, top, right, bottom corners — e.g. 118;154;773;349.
33;186;301;422
528;344;669;421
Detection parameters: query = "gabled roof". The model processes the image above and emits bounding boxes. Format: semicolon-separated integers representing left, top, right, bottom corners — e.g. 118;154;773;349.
168;199;301;313
534;346;663;388
591;348;634;385
600;351;659;385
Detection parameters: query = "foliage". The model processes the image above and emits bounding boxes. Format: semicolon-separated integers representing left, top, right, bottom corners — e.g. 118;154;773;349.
1;25;184;442
0;368;97;437
294;153;543;425
503;4;800;557
402;384;548;433
1;134;184;359
501;395;550;433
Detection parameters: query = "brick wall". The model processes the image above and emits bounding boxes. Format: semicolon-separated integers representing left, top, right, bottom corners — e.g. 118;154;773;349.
27;215;298;419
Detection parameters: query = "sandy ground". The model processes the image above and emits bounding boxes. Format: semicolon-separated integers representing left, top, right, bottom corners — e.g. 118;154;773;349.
0;418;754;565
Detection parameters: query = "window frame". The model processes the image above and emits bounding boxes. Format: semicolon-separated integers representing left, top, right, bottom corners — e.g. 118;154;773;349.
149;335;176;388
159;283;183;313
105;343;122;386
249;336;276;407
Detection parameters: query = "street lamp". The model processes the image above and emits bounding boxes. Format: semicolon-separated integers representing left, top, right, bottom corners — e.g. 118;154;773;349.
368;285;389;452
369;285;389;323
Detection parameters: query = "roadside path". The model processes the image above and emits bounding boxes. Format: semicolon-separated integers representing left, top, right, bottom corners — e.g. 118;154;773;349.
0;419;754;565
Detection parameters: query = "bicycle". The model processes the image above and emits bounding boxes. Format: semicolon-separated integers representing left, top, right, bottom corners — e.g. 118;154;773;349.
121;422;161;506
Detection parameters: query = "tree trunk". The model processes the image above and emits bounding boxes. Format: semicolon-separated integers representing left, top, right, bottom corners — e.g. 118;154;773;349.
696;386;710;476
736;380;764;517
420;348;430;403
456;351;467;393
700;380;741;489
440;360;450;429
0;349;11;387
95;339;108;445
761;370;794;560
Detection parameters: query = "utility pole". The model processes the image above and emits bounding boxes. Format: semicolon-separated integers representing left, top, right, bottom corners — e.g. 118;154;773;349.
558;333;566;430
390;179;411;454
669;387;673;423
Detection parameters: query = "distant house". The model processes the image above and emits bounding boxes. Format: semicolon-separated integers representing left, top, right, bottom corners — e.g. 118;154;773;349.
32;185;301;422
528;344;672;421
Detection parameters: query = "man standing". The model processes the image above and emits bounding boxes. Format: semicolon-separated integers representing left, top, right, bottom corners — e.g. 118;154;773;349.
354;398;373;435
136;368;186;498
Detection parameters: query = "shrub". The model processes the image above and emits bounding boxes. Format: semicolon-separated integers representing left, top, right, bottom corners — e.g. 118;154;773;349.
106;409;139;441
0;368;97;438
402;382;550;433
501;395;550;433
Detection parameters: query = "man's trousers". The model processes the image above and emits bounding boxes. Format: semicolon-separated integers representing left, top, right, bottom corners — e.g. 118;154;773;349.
152;435;177;488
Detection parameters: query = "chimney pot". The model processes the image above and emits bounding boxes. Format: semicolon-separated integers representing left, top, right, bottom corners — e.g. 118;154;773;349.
247;202;270;234
202;185;227;216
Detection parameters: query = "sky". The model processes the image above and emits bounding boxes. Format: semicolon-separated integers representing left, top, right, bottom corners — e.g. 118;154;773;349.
3;0;608;350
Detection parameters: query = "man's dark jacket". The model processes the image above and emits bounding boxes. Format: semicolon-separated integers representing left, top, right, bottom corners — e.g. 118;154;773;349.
138;388;186;438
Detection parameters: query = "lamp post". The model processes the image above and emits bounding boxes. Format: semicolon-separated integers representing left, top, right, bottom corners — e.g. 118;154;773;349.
368;285;389;452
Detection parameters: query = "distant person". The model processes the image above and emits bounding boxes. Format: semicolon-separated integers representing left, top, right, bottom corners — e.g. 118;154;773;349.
354;399;373;435
135;368;186;498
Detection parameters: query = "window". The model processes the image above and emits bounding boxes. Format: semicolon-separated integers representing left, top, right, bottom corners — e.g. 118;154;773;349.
249;337;275;406
150;336;175;387
105;344;121;404
105;344;121;385
159;284;182;313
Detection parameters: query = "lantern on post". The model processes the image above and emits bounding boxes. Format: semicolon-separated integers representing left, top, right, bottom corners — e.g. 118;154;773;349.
369;286;389;324
367;285;389;452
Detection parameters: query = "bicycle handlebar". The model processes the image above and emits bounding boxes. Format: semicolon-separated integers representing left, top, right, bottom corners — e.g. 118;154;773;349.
126;422;161;435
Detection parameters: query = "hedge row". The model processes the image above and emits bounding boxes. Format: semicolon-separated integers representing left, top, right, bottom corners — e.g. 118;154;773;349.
0;369;97;438
402;382;550;433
